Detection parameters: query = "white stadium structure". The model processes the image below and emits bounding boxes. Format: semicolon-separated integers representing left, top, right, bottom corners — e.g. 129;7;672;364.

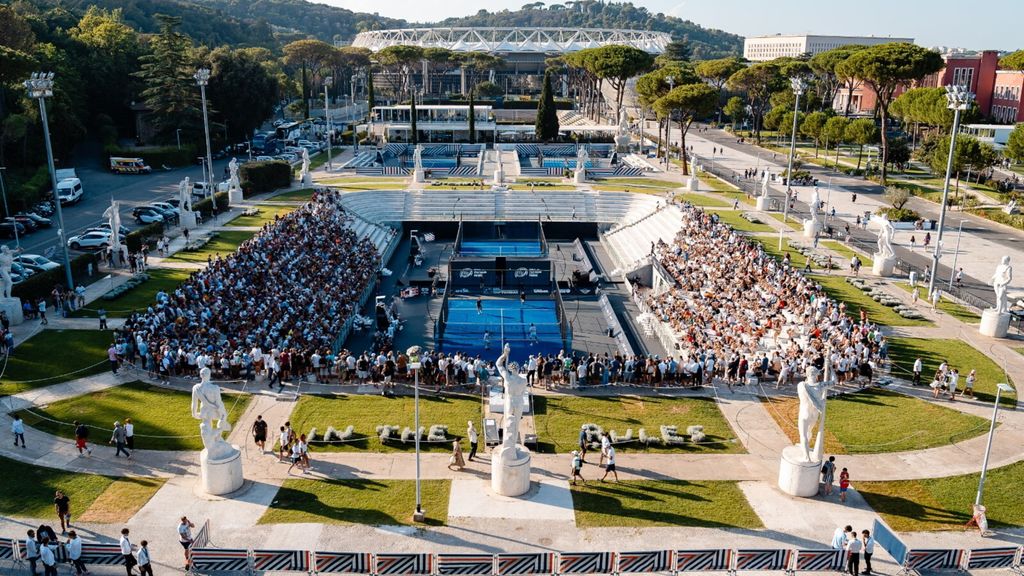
351;27;672;54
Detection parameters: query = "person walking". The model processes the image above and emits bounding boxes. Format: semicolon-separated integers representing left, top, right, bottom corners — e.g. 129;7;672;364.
118;528;136;576
110;421;131;459
839;468;850;503
74;420;92;456
912;358;923;386
861;529;875;575
821;455;836;496
845;529;863;576
24;529;40;576
598;432;611;468
98;307;108;330
54;490;71;535
570;450;585;485
178;516;195;571
136;540;153;576
467;421;478;462
67;531;87;576
577;425;589;462
448;439;466;470
12;414;26;448
252;415;268;452
600;445;618;482
108;343;120;375
124;418;135;451
39;537;57;576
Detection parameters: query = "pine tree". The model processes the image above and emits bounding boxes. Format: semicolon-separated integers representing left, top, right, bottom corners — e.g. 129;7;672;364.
468;89;476;144
535;71;560;142
133;15;200;140
367;68;376;110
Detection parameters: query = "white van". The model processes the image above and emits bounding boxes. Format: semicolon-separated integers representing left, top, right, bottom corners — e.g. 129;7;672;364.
57;178;84;205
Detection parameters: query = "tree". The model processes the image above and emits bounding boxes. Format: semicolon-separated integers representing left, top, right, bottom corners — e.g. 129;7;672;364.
636;64;696;160
585;44;654;121
841;42;944;183
822;115;849;168
1006;123;1024;164
695;57;744;123
70;7;142;132
658;39;691;64
283;39;336;119
885;137;911;171
134;15;200;140
653;83;718;175
726;60;786;143
367;66;375;110
468;89;476;144
723;96;746;129
883;186;910;210
535;70;560;141
409;89;417;145
800;111;828;157
474;81;503;98
422;47;457;96
927;134;995;178
999;50;1024;71
205;47;278;141
844;118;879;171
809;45;866;114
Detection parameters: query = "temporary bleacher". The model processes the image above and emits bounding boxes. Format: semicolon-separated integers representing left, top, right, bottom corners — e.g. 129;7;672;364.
602;204;683;272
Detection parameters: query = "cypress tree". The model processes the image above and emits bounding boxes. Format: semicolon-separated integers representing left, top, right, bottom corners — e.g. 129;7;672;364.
535;71;560;141
468;89;476;144
409;90;418;145
367;68;375;110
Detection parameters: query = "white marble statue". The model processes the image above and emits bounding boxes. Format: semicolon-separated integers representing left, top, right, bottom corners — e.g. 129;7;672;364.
228;157;240;192
0;246;14;299
617;109;630;135
178;177;192;212
191;367;235;460
413;144;423;171
991;256;1013;314
871;214;896;261
806;187;821;229
495;343;527;452
300;148;311;178
796;354;834;463
760;171;769;198
576;145;589;171
107;200;123;259
1004;200;1019;215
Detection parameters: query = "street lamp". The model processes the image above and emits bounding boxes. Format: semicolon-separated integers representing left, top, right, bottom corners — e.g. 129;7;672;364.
976;382;1015;508
176;128;182;151
194;68;216;198
664;75;675;169
324;76;334;172
407;346;425;522
780;76;807;250
24;72;74;289
928;85;973;296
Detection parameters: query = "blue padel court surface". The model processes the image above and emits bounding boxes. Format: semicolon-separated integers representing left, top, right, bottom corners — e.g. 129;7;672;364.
458;239;544;257
440;299;563;360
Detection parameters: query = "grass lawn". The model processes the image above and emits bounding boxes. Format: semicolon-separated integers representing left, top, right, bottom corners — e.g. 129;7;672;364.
571;480;762;528
808;275;931;327
678;193;730;208
16;381;251;451
226;204;296;228
820;240;873;268
888;338;1016;406
508;184;578;191
71;269;192;319
0;456;163;522
167;230;257;264
3;330;113;395
763;388;989;454
893;283;980;324
287;393;484;452
260;479;449;526
708;210;774;233
751;236;812;270
768;212;805;231
270;188;318;201
592;178;679;189
533;395;743;454
858;460;1024;531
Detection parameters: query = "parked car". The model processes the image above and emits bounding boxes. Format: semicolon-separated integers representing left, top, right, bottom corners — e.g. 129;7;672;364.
56;177;84;205
0;221;26;239
15;254;60;272
91;223;130;236
10;262;35;279
132;206;165;225
277;153;297;163
150;201;180;216
67;230;115;250
4;216;37;233
146;203;178;224
255;155;274;162
17;212;52;227
191;181;213;198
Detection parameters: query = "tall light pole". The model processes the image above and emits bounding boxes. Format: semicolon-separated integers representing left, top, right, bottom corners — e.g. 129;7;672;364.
948;220;964;290
664;75;675;170
324;76;333;172
24;72;73;288
976;383;1015;507
928;85;973;297
194;68;216;198
0;167;19;250
407;347;425;522
780;76;806;250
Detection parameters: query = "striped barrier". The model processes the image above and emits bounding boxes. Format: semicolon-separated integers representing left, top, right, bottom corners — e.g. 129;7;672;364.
904;549;963;572
191;519;212;551
675;550;731;572
791;550;844;573
80;543;125;565
190;548;251;573
376;552;434;575
251;549;311;572
965;546;1020;570
316;552;373;574
496;552;556;575
559;552;615;574
733;549;792;573
437;553;495;575
616;550;672;573
0;537;14;561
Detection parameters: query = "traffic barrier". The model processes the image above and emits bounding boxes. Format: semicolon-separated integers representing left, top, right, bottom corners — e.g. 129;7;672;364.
436;553;495;575
790;549;844;573
964;547;1020;570
376;552;433;575
496;552;556;575
80;543;125;565
675;550;731;572
191;519;212;551
251;549;312;572
190;548;251;573
0;537;14;561
559;552;615;575
904;549;963;572
733;549;791;573
315;551;372;574
615;550;672;574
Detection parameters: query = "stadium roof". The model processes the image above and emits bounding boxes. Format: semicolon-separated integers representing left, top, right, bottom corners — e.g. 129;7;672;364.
352;27;671;54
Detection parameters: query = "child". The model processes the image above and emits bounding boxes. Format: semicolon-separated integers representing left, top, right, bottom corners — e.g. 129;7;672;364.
570;450;585;485
839;468;850;503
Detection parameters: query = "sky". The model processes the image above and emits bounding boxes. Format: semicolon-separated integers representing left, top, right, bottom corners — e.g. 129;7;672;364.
322;0;1023;52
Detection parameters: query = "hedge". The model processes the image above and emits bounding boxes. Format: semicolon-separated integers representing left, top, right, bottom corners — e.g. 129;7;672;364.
193;192;229;219
239;161;292;197
13;252;101;302
104;144;197;168
125;221;165;253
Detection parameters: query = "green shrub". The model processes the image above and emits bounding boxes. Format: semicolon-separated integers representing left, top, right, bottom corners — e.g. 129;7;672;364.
13;253;101;302
192;192;229;219
239;161;292;197
104;145;196;168
878;207;920;222
125;221;165;253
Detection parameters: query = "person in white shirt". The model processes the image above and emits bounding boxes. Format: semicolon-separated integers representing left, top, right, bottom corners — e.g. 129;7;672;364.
178;516;195;571
11;414;26;448
39;537;57;576
861;529;875;575
67;530;86;576
124;418;135;450
137;540;153;576
912;357;923;386
119;528;136;576
598;432;612;467
845;530;863;576
24;530;40;575
467;421;479;462
600;445;618;482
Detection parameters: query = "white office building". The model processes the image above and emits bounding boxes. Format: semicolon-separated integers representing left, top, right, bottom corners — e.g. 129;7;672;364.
743;34;914;61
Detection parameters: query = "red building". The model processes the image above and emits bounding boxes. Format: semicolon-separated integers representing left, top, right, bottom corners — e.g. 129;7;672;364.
991;70;1024;123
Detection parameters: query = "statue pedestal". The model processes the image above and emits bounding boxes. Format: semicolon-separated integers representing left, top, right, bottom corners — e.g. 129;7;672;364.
0;297;24;326
200;446;244;495
979;309;1010;338
872;256;895;277
573;170;586;185
755;196;770;211
491;444;531;497
687;175;699;192
778;445;821;497
228;187;243;205
803;220;819;239
614;134;631;152
300;173;311;186
412;169;425;184
180;211;197;231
